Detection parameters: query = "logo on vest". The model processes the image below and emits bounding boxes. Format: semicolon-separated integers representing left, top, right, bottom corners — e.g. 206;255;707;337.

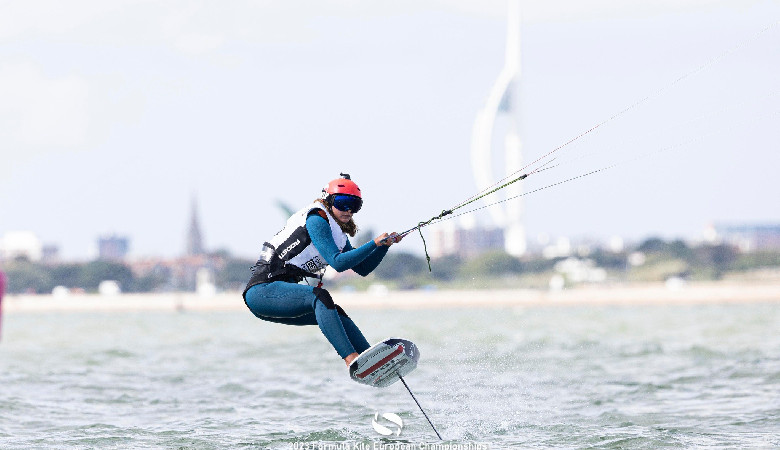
278;239;301;259
302;256;325;273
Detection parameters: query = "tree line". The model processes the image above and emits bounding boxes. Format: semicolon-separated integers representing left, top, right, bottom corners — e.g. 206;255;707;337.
1;238;778;294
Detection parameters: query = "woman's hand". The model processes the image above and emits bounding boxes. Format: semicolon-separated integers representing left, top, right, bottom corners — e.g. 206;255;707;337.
374;232;403;247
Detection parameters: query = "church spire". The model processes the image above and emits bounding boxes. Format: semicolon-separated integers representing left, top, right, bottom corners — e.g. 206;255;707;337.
186;195;205;256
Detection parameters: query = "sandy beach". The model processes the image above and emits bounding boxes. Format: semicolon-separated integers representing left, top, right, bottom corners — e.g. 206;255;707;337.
3;281;779;313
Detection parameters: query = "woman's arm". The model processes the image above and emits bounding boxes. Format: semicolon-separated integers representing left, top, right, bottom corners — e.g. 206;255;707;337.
306;214;377;272
350;243;389;276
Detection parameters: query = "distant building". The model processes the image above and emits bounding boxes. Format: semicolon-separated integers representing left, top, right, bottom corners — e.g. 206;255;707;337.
428;223;505;259
711;223;780;251
541;236;573;259
41;244;60;263
127;254;225;293
186;196;205;256
175;195;212;291
97;235;130;261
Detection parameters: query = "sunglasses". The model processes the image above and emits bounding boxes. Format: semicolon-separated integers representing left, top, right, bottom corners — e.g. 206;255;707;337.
331;194;363;213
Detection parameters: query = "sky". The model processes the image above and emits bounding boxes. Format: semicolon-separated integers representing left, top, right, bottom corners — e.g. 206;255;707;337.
1;0;778;260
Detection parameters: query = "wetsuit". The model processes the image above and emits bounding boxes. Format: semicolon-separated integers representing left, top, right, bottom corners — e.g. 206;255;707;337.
244;209;388;358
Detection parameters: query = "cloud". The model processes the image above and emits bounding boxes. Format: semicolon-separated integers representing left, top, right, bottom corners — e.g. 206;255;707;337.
0;62;91;152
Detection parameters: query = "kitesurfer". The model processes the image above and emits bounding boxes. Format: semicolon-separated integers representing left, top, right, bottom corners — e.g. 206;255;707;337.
242;173;402;367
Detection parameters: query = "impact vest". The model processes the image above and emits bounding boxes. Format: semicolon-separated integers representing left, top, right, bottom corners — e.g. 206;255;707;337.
243;202;348;296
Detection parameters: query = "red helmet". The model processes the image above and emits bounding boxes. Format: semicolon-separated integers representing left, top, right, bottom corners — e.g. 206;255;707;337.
322;173;361;198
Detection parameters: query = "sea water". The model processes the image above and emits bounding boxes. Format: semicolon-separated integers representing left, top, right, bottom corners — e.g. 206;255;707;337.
1;300;778;449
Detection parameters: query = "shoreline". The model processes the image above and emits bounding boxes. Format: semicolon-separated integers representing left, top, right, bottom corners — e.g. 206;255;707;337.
3;281;780;313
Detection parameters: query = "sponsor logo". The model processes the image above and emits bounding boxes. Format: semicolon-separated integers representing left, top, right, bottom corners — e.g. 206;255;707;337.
301;256;325;273
372;412;403;436
279;239;301;259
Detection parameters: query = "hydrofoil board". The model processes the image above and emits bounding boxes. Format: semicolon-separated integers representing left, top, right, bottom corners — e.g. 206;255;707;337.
349;338;419;388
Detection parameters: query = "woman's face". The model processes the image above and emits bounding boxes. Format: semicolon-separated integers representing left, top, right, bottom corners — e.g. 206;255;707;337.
331;206;353;224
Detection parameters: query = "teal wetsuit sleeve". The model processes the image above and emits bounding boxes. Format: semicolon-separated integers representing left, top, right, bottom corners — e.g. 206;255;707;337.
349;241;389;276
306;214;379;273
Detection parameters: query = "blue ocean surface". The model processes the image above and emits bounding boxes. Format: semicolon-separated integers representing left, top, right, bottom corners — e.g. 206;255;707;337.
1;299;778;449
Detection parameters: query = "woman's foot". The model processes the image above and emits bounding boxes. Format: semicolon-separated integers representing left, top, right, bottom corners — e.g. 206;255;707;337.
344;352;359;366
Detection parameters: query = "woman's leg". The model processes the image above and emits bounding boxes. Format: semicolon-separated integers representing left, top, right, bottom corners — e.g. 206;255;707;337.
245;282;359;358
338;314;371;354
